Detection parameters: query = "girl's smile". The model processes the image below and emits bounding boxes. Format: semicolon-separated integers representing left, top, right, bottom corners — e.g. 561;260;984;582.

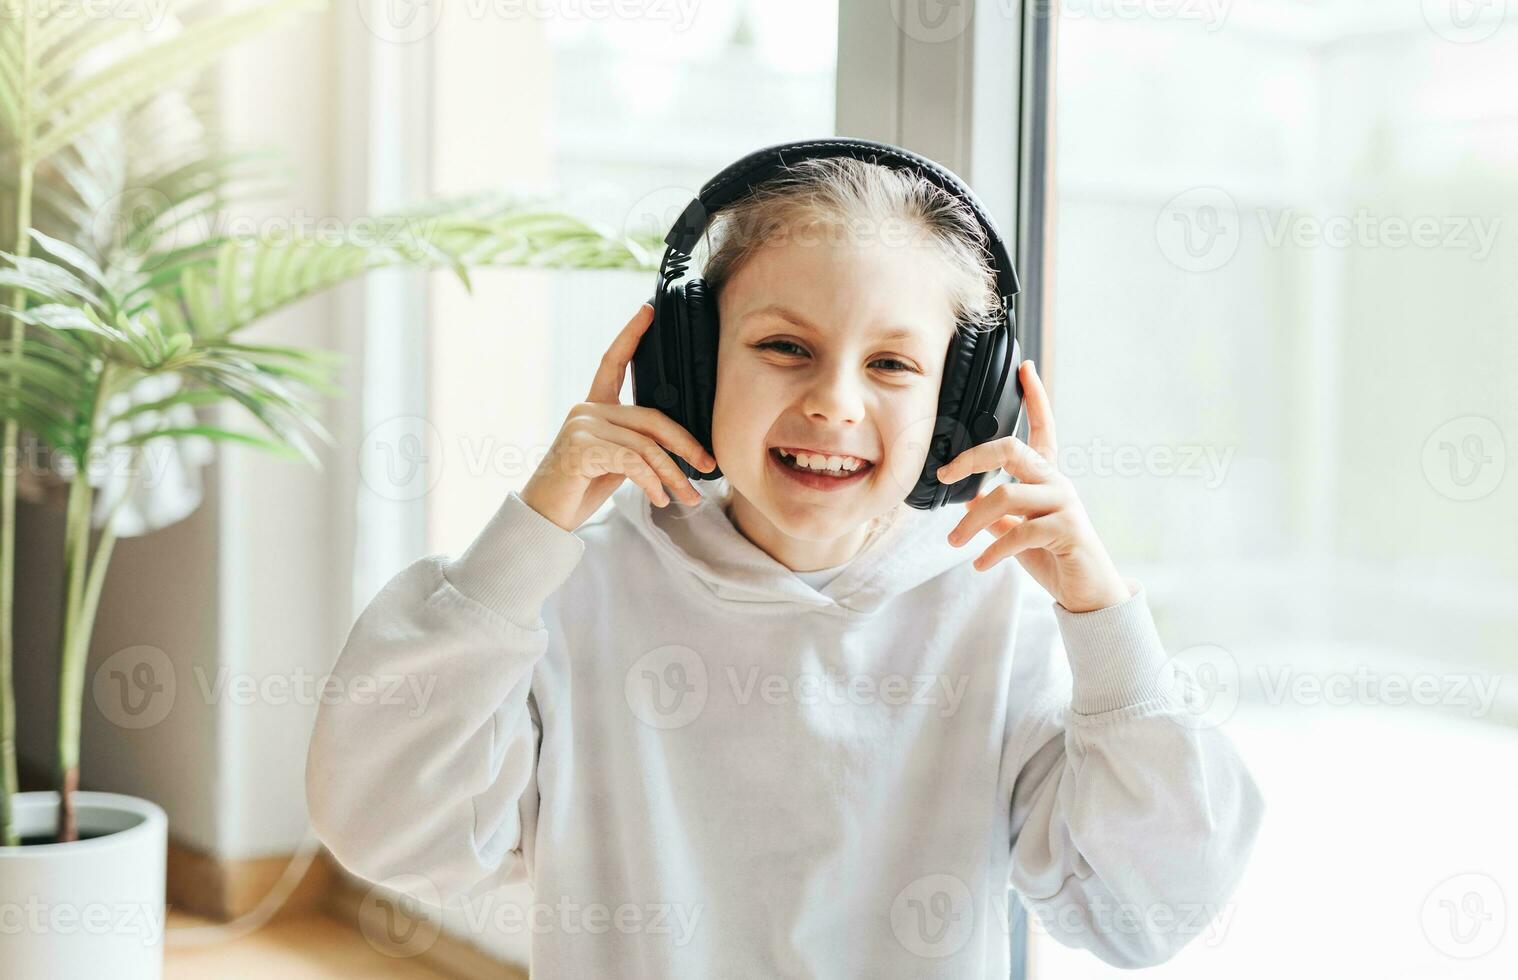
768;446;876;491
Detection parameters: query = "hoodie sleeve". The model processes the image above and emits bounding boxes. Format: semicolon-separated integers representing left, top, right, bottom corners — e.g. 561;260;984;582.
305;491;585;904
1004;572;1264;968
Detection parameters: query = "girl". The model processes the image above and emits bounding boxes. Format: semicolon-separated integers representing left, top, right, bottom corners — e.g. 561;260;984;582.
306;154;1263;978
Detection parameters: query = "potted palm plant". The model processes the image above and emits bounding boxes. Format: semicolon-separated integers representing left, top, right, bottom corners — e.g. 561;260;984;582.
0;3;659;977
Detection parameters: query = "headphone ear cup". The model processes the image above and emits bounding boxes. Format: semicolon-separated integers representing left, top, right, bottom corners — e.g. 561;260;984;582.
908;325;984;509
681;278;722;480
633;282;684;420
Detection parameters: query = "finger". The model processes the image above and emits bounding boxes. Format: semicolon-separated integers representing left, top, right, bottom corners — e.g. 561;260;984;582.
580;434;671;507
601;403;717;474
947;481;1063;546
988;514;1023;536
1021;360;1058;463
936;434;1055;487
586;303;655;404
591;418;702;506
972;515;1060;572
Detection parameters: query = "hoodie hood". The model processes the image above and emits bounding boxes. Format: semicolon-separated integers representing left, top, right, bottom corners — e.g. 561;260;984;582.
610;474;983;615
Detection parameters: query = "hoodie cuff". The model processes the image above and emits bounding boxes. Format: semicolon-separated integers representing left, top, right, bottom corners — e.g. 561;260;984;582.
1052;580;1175;715
442;490;586;628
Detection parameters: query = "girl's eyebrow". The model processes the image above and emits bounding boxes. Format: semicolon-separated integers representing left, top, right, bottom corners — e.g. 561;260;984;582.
743;304;926;346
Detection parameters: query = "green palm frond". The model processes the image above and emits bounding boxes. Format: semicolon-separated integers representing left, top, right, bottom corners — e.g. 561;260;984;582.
0;0;325;166
136;200;658;337
1;295;337;469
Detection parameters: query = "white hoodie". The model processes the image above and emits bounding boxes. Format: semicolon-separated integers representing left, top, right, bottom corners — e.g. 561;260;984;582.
306;475;1263;978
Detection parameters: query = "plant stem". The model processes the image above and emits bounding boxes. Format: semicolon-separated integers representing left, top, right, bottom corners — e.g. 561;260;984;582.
0;149;35;847
54;363;114;844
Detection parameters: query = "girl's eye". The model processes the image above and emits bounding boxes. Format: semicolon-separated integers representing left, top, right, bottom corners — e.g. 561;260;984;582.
754;341;917;374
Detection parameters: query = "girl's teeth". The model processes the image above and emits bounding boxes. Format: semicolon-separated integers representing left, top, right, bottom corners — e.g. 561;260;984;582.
782;450;865;475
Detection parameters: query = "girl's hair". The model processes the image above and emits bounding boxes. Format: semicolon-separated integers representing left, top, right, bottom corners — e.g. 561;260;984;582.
695;156;1005;338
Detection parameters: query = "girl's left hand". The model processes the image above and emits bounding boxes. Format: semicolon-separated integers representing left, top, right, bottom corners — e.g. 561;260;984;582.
937;360;1133;614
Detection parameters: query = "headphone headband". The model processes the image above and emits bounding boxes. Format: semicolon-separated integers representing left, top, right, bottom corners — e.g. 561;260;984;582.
661;138;1022;302
636;136;1027;511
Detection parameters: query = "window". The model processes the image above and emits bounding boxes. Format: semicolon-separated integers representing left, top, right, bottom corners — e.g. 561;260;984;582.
1030;4;1518;977
424;1;840;556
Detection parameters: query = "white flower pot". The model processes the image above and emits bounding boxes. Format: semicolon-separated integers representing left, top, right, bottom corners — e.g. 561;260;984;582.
0;791;168;979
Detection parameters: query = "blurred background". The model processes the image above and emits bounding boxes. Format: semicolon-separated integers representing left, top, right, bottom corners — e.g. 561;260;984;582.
12;0;1517;976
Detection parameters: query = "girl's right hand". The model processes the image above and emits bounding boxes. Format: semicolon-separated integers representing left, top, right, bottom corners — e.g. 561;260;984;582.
520;302;718;533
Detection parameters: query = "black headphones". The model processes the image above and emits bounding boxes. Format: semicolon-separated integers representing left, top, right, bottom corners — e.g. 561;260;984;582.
631;137;1025;511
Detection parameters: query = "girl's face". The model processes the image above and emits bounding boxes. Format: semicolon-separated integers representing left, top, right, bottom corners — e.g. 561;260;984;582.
710;222;958;567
